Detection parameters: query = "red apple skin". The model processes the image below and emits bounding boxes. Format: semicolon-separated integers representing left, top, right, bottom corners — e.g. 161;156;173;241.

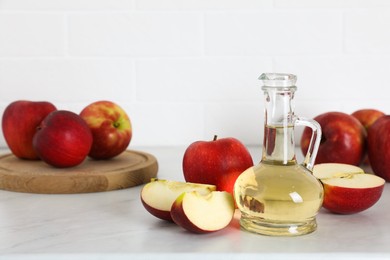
351;109;385;130
2;100;57;160
322;183;384;214
80;100;132;160
351;109;385;165
140;198;172;222
217;172;242;198
301;112;366;166
33;110;93;168
367;116;390;181
182;136;253;195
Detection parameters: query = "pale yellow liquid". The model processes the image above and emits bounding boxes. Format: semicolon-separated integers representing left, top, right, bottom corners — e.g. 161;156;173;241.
234;126;324;236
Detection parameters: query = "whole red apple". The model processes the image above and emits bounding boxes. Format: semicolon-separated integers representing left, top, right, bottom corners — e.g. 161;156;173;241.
2;100;57;160
301;112;366;166
367;115;390;181
33;110;93;168
182;135;254;195
80;101;132;160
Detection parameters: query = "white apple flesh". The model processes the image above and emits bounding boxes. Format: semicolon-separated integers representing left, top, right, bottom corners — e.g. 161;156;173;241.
140;179;216;221
313;163;385;214
320;173;384;188
313;163;364;179
170;191;235;234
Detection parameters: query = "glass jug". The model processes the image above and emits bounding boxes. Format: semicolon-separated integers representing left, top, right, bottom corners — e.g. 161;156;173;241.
234;73;324;236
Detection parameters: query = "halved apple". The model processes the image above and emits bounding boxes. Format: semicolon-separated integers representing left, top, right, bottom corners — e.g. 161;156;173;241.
170;191;235;234
140;179;216;221
313;163;385;214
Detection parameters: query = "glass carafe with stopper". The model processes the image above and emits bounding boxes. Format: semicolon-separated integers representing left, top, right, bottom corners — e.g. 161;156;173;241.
234;73;324;236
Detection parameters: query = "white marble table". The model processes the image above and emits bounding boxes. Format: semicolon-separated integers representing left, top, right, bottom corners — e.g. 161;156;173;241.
1;146;389;260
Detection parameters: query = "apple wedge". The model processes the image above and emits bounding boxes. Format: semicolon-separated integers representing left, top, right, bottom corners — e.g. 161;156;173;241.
313;163;385;214
140;179;216;221
170;191;235;234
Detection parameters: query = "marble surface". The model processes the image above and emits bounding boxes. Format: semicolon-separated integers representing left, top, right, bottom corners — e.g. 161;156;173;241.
1;146;390;260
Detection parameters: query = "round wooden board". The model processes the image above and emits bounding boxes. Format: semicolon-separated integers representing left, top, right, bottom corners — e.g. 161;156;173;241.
0;150;158;194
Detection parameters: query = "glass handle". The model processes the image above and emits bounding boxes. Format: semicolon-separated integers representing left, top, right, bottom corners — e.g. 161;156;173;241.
294;117;322;171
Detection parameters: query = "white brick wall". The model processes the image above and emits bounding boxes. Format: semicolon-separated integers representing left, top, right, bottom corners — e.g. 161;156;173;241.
1;0;390;149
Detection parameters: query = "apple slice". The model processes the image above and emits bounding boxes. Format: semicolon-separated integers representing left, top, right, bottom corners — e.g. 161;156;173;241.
313;163;385;214
140;179;216;221
170;191;235;234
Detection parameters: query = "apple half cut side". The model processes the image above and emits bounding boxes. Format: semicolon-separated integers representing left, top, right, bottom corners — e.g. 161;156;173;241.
140;179;216;221
313;163;385;214
170;191;235;234
313;163;364;179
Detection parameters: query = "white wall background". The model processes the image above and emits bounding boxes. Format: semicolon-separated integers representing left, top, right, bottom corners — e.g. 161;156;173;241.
1;0;390;148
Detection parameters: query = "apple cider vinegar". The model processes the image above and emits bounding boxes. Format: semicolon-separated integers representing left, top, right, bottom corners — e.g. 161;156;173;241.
235;127;323;236
234;74;324;236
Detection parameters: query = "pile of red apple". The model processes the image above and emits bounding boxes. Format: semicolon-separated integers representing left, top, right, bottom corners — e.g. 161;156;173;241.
1;100;132;168
301;109;390;180
300;108;389;214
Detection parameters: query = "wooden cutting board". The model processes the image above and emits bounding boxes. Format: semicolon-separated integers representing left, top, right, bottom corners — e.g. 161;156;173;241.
0;150;158;194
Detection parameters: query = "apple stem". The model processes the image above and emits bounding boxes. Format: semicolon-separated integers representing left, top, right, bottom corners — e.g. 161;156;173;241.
213;135;218;141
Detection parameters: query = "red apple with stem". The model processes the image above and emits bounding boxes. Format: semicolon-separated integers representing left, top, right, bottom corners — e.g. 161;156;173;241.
301;112;366;166
80;101;132;160
2;100;57;160
33;110;93;168
182;135;253;195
